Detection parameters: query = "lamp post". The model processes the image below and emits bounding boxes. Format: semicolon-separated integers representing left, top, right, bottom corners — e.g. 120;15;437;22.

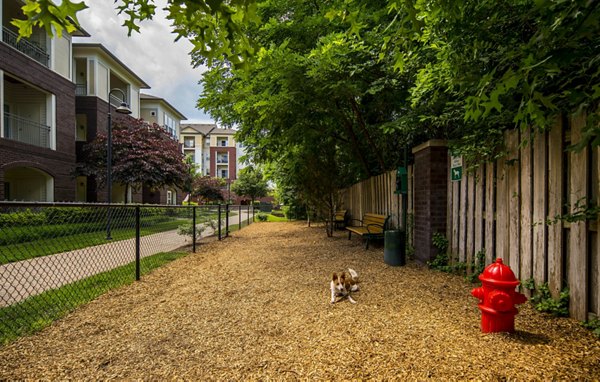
106;88;132;240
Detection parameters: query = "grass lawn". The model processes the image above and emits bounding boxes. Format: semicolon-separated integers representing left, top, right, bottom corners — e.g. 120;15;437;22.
266;214;289;222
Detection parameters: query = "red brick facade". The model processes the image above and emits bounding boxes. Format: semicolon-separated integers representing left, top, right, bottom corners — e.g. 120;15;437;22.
209;146;237;181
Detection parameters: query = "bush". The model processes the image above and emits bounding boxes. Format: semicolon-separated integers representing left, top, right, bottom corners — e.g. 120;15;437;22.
257;213;268;222
0;209;46;227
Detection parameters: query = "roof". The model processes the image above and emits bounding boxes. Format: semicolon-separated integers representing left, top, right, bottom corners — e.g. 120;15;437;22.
72;43;151;88
180;123;217;135
140;93;187;120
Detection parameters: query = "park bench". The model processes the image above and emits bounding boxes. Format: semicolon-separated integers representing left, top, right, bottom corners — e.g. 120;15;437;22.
346;213;391;249
333;210;348;230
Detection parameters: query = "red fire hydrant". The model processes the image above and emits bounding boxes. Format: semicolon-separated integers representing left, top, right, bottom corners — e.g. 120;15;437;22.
471;258;527;333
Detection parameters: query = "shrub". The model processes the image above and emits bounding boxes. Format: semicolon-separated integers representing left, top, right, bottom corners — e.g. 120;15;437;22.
0;209;46;227
257;213;268;222
524;281;570;317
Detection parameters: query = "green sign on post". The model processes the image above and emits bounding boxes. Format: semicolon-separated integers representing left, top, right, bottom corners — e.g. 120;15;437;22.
451;155;463;181
395;166;408;195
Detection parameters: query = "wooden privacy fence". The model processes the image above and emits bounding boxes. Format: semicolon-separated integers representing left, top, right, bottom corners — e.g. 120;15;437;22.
340;169;413;232
447;115;599;321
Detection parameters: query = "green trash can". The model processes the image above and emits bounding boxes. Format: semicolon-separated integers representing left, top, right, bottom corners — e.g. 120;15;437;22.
384;230;406;266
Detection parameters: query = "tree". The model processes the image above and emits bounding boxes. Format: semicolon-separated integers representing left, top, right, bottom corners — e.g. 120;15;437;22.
231;167;268;204
75;118;189;201
12;0;260;68
192;176;225;204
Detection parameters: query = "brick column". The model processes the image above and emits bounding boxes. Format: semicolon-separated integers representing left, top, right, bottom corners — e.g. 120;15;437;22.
412;140;448;264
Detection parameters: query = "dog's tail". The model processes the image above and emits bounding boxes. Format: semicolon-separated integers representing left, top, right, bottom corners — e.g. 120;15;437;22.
347;268;359;280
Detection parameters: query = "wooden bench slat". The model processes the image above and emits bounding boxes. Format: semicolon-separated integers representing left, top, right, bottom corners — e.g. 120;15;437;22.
346;213;390;249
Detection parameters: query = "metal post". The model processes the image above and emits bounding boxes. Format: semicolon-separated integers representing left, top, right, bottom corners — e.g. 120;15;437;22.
225;204;230;237
192;206;197;253
218;204;222;240
239;205;242;228
106;111;112;240
135;206;140;281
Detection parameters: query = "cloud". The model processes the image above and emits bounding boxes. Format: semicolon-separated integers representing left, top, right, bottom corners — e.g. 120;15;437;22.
74;0;214;122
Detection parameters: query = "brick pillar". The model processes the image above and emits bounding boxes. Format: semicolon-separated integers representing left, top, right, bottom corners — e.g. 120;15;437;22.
412;140;448;264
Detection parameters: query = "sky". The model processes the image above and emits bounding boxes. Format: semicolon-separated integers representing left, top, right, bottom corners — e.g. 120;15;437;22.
73;0;214;123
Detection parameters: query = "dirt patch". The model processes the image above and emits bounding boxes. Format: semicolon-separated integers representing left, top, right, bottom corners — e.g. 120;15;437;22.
0;222;598;380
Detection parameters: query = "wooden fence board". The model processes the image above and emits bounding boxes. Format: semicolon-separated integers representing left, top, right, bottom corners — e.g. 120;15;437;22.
520;127;534;294
569;113;589;321
452;179;460;257
466;173;475;272
507;129;521;277
548;119;564;298
485;162;495;264
447;158;454;250
496;148;508;263
533;130;547;286
459;176;467;262
474;166;484;260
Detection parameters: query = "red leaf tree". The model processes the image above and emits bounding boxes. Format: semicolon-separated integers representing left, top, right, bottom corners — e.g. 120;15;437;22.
75;118;190;200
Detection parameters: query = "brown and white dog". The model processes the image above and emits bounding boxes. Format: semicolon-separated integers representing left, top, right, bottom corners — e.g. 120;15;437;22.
330;268;360;304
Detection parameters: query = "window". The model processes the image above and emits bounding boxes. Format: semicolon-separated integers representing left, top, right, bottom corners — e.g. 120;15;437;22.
218;137;228;147
184;136;195;148
220;169;228;179
167;190;173;205
163;114;176;138
217;153;228;164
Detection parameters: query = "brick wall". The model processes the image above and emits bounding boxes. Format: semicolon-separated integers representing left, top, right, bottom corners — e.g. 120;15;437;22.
412;141;448;264
209;147;237;180
0;43;77;201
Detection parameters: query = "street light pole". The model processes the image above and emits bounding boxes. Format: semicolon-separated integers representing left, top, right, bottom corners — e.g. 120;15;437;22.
106;88;132;240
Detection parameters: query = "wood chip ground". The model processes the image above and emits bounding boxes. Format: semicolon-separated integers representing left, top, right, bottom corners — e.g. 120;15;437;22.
0;222;599;380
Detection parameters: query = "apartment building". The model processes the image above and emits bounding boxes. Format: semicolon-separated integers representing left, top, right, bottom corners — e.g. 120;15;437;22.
73;43;150;203
179;123;215;176
0;0;88;201
179;124;241;181
140;93;186;141
140;93;186;204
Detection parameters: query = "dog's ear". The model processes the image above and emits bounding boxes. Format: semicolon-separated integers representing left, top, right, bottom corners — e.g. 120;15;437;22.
332;272;338;281
340;272;346;281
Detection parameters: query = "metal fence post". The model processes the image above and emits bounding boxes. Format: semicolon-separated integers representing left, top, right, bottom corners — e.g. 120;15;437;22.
225;204;230;237
218;204;222;241
239;205;242;228
135;206;140;281
192;206;197;253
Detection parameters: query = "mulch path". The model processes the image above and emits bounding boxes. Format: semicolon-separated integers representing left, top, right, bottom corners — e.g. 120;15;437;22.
0;222;598;380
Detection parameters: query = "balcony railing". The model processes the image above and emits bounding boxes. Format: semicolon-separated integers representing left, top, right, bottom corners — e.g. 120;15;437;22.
2;27;49;67
75;84;87;96
109;92;129;109
3;112;51;148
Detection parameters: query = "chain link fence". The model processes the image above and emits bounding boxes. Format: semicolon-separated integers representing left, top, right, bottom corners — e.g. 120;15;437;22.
0;202;254;344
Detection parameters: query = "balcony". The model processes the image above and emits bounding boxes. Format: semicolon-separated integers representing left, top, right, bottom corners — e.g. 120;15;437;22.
109;92;129;109
2;27;49;67
75;84;87;96
3;112;51;148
